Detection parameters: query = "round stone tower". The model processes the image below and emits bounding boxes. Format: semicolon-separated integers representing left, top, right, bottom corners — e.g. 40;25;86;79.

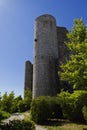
33;14;59;98
24;60;33;92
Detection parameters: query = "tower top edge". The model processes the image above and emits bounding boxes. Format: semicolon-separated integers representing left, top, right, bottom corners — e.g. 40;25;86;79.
35;14;56;21
25;60;32;65
57;26;67;29
57;26;68;31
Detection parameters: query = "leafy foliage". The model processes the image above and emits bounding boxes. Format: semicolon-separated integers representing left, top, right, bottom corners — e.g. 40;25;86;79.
58;90;87;122
0;91;23;113
82;106;87;121
0;110;10;122
1;91;15;113
18;89;32;112
24;89;32;110
31;96;63;124
0;120;35;130
59;18;87;90
11;95;22;113
0;89;32;113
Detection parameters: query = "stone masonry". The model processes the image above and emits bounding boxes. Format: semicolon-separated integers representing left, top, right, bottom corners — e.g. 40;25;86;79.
24;14;70;98
24;60;33;96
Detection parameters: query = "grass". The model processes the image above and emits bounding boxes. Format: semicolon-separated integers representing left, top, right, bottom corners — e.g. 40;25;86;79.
47;124;87;130
22;111;31;121
23;111;87;130
46;119;87;130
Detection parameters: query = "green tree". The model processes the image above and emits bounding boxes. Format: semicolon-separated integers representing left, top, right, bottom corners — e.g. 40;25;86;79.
1;91;15;113
59;18;87;90
17;89;32;112
58;90;87;122
0;92;1;100
11;95;22;113
0;92;1;109
24;89;32;109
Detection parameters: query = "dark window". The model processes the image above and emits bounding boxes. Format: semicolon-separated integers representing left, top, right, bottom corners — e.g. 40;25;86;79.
34;39;37;42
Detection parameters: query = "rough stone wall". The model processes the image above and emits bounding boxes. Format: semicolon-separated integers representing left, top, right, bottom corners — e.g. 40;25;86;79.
33;14;59;98
24;14;72;98
24;60;33;92
57;27;72;91
57;27;70;67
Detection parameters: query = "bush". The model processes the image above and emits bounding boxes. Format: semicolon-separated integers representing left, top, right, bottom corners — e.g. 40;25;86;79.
1;92;15;113
31;96;51;124
0;90;32;114
17;89;32;112
30;96;63;124
0;120;35;130
49;97;63;119
58;90;87;122
17;100;32;113
24;89;32;110
82;106;87;122
0;110;10;122
17;100;28;112
11;95;22;113
11;90;32;113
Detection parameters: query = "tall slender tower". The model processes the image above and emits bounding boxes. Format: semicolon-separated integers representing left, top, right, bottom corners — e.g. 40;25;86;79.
33;14;59;98
24;60;33;93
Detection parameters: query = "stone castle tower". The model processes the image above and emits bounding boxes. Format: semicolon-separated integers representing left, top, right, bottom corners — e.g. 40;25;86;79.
24;14;70;98
33;15;59;98
24;61;33;91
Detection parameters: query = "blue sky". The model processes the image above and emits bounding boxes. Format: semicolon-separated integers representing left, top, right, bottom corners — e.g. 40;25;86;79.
0;0;87;97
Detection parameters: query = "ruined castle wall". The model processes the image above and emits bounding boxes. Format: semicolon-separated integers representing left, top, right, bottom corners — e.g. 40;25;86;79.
24;60;33;92
57;27;72;91
57;27;70;67
33;14;59;98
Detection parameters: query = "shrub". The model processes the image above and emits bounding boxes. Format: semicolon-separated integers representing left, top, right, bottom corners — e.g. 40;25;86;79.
49;97;63;119
17;89;32;112
58;90;87;122
11;95;22;113
30;96;63;124
82;106;87;122
31;96;51;124
11;90;32;113
24;89;32;110
17;100;28;112
0;120;35;130
1;92;15;113
0;110;10;122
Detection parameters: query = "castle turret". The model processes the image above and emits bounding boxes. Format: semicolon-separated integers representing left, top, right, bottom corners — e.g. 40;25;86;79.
24;60;33;93
33;14;59;98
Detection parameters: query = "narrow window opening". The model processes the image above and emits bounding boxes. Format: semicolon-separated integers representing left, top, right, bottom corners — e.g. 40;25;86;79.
34;39;37;42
